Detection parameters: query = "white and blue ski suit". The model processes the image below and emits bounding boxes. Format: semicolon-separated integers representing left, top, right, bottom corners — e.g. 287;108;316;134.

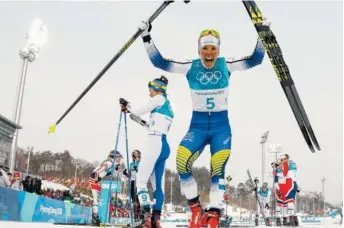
127;94;174;211
142;35;265;209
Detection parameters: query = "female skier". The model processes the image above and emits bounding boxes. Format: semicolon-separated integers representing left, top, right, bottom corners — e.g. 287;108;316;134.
137;18;271;228
119;75;174;228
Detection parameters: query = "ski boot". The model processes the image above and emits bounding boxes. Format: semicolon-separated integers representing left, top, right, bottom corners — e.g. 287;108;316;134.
294;215;299;226
289;215;295;226
128;207;152;228
141;207;152;228
276;217;282;226
188;200;203;228
266;217;272;226
254;214;259;226
91;214;102;227
151;210;161;228
283;217;289;226
206;208;221;228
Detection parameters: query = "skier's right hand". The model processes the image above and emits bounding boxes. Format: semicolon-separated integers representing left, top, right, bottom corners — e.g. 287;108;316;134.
119;98;129;112
139;21;152;38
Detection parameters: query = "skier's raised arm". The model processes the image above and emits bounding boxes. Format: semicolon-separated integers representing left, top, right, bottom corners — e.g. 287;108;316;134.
139;21;192;74
225;18;271;73
225;38;265;72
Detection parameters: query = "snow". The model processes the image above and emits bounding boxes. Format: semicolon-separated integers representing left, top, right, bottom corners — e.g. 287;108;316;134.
0;220;341;228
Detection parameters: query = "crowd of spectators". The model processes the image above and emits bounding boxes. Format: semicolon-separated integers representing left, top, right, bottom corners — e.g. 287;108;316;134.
0;168;92;207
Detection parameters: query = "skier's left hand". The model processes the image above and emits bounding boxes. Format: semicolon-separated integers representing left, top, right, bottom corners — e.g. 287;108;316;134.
262;17;271;27
265;203;270;209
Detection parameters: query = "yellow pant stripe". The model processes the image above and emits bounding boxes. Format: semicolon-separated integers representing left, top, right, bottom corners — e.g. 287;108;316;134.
177;146;201;174
211;149;231;177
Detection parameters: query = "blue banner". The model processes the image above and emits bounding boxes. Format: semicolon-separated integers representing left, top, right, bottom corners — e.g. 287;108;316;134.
0;187;21;221
0;186;91;224
98;180;122;224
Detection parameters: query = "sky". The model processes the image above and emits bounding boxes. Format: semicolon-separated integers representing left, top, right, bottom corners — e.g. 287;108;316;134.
0;1;342;204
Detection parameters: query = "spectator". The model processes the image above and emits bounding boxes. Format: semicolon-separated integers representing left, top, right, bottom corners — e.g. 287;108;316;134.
0;168;10;187
63;190;73;202
11;172;23;191
7;173;13;185
22;176;31;192
34;179;42;195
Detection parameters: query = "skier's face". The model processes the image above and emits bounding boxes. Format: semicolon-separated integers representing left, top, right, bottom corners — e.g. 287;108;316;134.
149;88;158;97
280;158;287;164
200;45;218;68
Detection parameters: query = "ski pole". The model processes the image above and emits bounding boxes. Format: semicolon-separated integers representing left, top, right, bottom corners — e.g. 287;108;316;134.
123;112;134;226
48;0;190;134
105;110;123;225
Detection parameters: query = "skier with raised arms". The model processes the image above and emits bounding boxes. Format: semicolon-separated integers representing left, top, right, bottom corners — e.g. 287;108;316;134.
137;17;271;228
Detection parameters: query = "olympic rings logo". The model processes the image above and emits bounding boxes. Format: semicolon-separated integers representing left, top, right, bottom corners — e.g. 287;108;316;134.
196;71;222;84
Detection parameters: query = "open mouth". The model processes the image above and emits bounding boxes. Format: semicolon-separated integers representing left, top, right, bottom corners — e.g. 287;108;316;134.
204;57;214;62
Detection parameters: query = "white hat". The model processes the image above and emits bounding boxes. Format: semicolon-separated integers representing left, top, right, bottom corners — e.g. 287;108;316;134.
198;34;220;50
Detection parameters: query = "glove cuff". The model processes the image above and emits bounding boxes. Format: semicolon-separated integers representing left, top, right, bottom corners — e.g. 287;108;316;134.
142;34;152;43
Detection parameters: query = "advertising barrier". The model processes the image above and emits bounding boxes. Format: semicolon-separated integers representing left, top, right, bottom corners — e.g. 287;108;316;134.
0;186;91;224
98;180;122;224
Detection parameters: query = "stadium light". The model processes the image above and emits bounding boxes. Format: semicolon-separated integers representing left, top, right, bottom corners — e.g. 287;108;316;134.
9;17;48;173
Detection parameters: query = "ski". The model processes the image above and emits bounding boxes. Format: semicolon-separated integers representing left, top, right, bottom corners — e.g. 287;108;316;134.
242;0;320;153
246;169;269;226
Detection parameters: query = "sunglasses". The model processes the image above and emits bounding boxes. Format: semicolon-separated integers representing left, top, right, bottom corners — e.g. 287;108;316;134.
199;30;220;39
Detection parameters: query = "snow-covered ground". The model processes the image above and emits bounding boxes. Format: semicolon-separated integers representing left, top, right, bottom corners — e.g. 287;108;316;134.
0;220;342;228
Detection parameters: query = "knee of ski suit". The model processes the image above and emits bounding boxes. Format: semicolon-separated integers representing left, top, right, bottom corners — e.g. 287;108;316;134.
285;181;298;202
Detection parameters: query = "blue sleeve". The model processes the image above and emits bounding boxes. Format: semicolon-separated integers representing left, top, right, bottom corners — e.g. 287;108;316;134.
144;37;192;74
225;38;265;72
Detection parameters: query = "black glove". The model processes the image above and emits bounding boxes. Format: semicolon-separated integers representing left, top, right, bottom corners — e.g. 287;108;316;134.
139;21;152;43
297;188;300;193
265;203;270;209
119;98;129;112
253;187;258;192
123;169;128;176
119;98;129;107
115;164;120;171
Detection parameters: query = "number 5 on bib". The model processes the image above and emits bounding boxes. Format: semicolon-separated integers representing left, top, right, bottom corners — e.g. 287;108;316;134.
206;97;215;110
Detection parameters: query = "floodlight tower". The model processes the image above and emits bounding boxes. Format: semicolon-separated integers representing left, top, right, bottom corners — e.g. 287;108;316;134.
9;18;48;173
